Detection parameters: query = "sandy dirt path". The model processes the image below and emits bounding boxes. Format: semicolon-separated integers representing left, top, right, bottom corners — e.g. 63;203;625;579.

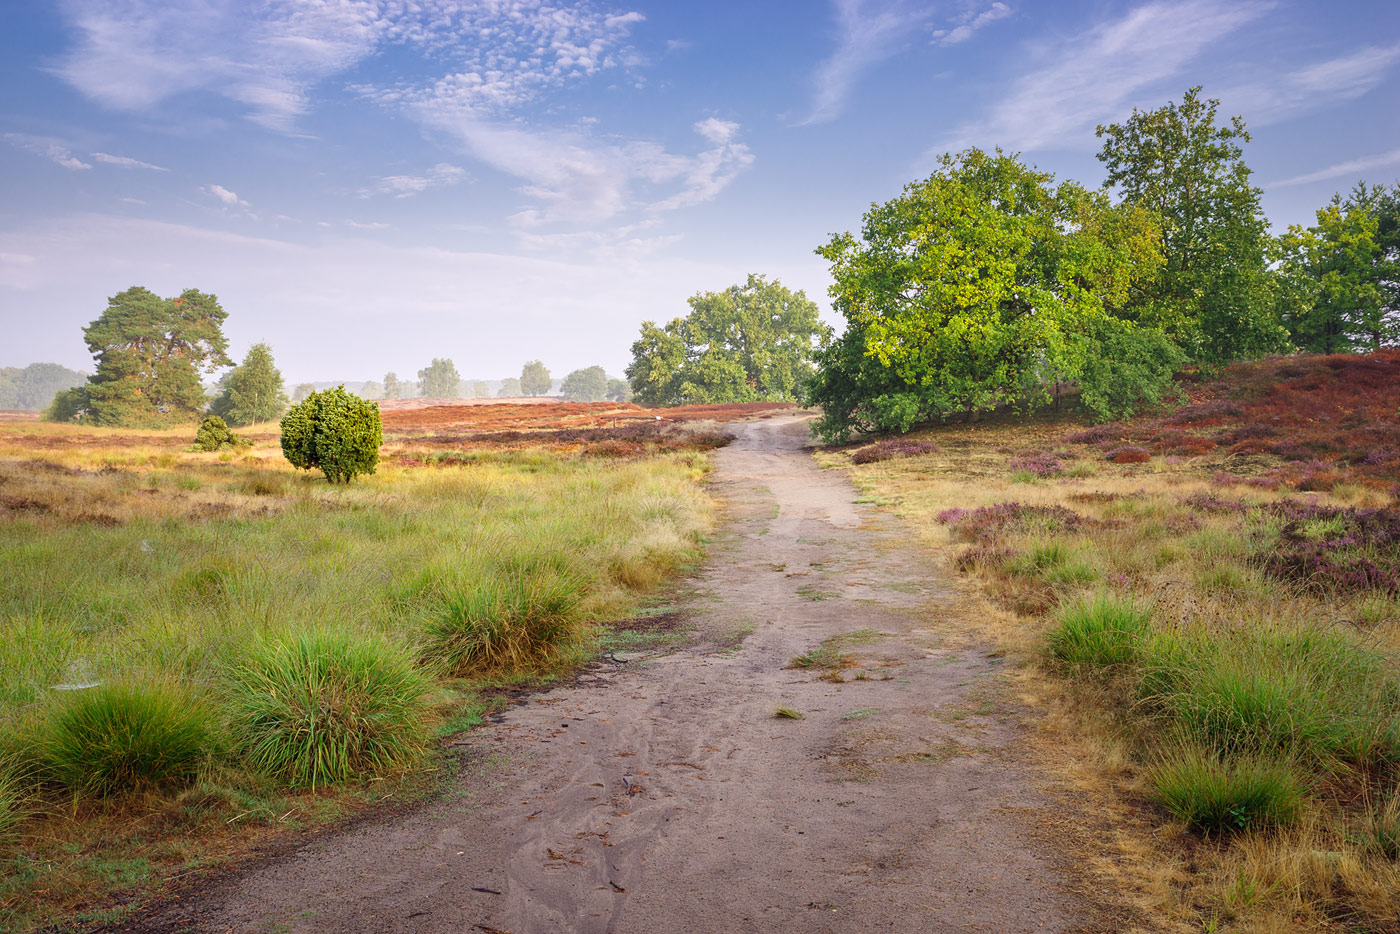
123;415;1096;933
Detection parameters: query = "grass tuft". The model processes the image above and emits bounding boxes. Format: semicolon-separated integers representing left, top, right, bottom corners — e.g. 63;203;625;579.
774;706;804;720
424;565;586;676
38;680;213;798
1152;745;1305;834
226;630;431;789
1046;592;1154;671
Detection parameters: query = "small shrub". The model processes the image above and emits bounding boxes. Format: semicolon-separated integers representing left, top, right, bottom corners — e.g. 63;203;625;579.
937;502;1086;544
851;438;937;464
227;630;430;789
424;568;586;676
1007;451;1066;478
1105;445;1152;464
1162;401;1243;425
280;386;382;483
193;415;246;452
1064;424;1124;445
39;681;213;798
1152;746;1305;833
1047;593;1154;671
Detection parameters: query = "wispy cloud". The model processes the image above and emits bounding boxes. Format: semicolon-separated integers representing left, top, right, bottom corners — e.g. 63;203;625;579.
203;184;248;207
1217;44;1400;126
92;152;167;171
362;163;467;198
932;2;1011;46
1272;146;1400;188
802;0;935;126
928;0;1270;155
4;133;92;170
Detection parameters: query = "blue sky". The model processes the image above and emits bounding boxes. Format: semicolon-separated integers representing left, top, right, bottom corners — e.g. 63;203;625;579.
2;0;1398;384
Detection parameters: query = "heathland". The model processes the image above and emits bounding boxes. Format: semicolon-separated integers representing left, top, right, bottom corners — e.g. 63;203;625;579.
0;401;788;929
829;351;1400;932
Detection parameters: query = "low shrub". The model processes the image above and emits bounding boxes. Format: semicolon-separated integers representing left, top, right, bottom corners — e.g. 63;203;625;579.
1047;592;1154;671
851;438;937;464
280;386;382;483
1064;424;1124;445
1152;745;1305;833
193;415;246;452
1007;451;1066;478
1105;445;1152;464
1258;502;1400;594
424;567;586;676
227;630;430;789
38;681;213;798
937;502;1086;544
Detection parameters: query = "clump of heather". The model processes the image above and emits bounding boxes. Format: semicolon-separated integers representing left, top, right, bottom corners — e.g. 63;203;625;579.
851;438;937;464
1162;400;1243;425
937;502;1086;544
1008;450;1068;477
1105;445;1152;464
1257;502;1400;594
1065;424;1124;445
1183;493;1249;514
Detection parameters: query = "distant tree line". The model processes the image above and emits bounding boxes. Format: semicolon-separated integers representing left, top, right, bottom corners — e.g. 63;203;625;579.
0;363;85;411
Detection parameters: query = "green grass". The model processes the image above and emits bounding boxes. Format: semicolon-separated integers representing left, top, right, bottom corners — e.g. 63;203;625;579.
1046;592;1154;671
788;629;883;670
1152;744;1305;834
774;706;804;720
35;680;214;798
227;630;431;789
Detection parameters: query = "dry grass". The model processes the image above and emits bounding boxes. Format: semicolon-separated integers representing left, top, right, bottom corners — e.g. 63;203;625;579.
824;355;1400;933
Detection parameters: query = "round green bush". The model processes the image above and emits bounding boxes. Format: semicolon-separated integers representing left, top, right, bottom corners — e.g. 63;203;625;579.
279;386;382;483
193;415;244;452
226;630;430;789
39;681;213;798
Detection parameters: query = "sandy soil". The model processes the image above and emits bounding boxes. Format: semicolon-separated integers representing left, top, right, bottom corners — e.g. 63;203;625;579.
118;415;1102;933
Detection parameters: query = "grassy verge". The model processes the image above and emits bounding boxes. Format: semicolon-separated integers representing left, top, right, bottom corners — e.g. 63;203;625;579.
0;422;713;929
827;401;1400;933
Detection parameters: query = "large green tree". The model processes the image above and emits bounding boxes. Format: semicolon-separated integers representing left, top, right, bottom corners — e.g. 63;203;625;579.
805;149;1167;441
210;342;289;427
418;358;461;398
560;366;609;401
520;360;552;396
57;286;231;426
626;274;828;405
1275;201;1385;353
1095;87;1285;363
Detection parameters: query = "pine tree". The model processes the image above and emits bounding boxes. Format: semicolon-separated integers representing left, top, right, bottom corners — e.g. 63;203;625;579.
210;343;289;427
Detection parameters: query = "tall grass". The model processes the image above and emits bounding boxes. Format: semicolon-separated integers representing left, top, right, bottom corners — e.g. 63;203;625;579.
36;680;213;798
227;630;431;789
1046;592;1154;670
425;566;586;676
1152;744;1305;834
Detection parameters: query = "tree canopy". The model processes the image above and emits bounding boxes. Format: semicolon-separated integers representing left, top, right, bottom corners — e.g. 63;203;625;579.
497;377;522;397
53;286;231;426
626;274;828;406
209;342;288;427
805;148;1169;441
418;358;461;398
560;366;608;401
382;372;403;400
1096;87;1284;363
520;360;551;396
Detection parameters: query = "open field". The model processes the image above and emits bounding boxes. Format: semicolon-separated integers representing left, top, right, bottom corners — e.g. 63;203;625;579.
0;403;733;930
828;352;1400;933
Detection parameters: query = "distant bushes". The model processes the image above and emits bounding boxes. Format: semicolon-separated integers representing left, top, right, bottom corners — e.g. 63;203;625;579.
193;415;247;452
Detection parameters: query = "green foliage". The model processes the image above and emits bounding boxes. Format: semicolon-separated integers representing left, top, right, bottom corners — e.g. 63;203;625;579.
0;363;86;412
626;274;828;405
44;386;89;422
72;286;232;427
423;565;586;676
497;376;522;397
560;365;608;402
468;379;490;398
38;681;213;798
605;378;632;402
1152;744;1305;833
520;360;552;396
417;358;461;398
193;415;246;452
1076;319;1185;422
1275;184;1399;352
381;372;403;400
806;149;1164;441
279;385;382;483
1096;87;1285;364
1047;592;1154;670
209;342;288;427
226;630;430;789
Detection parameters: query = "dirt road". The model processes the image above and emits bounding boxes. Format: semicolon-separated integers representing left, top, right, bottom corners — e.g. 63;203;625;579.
125;415;1094;933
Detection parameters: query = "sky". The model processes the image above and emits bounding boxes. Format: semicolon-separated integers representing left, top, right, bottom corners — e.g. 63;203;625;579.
1;0;1398;384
